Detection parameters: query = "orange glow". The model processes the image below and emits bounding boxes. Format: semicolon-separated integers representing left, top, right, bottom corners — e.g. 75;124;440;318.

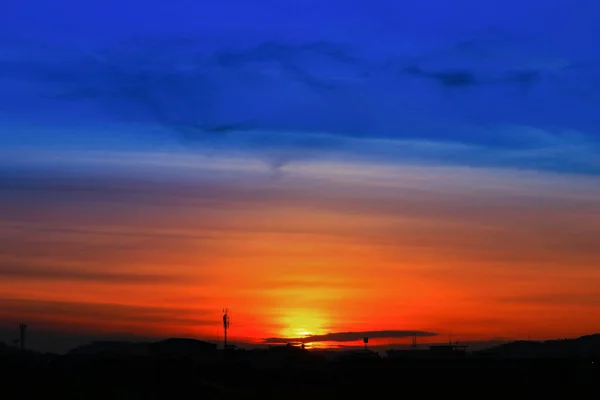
278;309;331;339
1;159;600;350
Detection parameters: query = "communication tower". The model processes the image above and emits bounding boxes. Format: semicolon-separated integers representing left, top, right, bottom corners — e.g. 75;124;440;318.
19;324;27;353
222;309;230;350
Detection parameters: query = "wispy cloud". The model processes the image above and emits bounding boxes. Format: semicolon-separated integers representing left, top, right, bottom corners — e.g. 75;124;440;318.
495;292;600;307
0;262;187;284
1;28;599;173
2;123;599;175
0;298;214;329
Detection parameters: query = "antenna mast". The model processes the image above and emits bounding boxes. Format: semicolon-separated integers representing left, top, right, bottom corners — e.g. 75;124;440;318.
19;324;27;353
222;309;230;350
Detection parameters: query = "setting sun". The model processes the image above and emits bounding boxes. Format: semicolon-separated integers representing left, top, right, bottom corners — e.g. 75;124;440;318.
278;309;330;340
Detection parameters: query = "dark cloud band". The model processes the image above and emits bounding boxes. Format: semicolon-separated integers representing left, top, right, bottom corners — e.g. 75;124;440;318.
263;330;438;344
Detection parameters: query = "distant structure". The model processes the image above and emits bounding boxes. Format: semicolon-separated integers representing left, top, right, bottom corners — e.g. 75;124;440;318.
387;342;468;359
411;331;417;349
222;309;230;350
428;343;468;358
19;324;27;353
364;337;369;350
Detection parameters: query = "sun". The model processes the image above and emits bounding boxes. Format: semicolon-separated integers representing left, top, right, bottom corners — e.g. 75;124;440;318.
278;308;329;339
295;329;313;337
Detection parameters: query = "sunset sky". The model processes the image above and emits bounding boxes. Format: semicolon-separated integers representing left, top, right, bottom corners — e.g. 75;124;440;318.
1;0;600;353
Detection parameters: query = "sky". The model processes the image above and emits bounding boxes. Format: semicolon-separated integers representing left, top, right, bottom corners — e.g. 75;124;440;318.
1;0;600;353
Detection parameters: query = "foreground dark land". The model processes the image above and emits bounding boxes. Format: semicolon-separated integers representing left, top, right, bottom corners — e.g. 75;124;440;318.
2;354;599;399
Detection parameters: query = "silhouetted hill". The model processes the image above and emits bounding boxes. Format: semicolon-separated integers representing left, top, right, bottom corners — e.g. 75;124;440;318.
148;338;217;357
0;342;25;355
478;334;600;358
3;336;600;397
68;338;217;358
68;340;149;356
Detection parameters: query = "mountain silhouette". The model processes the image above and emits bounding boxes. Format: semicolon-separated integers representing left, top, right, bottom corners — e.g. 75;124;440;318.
478;334;600;358
68;338;217;358
68;341;149;356
148;338;217;358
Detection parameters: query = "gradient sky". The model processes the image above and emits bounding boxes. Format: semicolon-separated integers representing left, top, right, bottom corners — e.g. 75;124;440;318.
1;0;600;353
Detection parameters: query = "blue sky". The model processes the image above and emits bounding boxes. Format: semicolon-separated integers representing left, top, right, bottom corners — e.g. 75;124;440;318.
2;0;600;174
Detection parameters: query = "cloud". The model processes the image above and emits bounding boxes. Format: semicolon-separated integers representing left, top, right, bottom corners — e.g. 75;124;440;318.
158;127;600;174
3;144;600;219
397;27;588;87
403;65;480;87
3;29;598;158
0;262;187;284
1;226;217;242
263;330;438;344
0;298;214;329
4;35;600;174
256;277;362;291
495;292;600;307
0;165;303;210
12;122;592;176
